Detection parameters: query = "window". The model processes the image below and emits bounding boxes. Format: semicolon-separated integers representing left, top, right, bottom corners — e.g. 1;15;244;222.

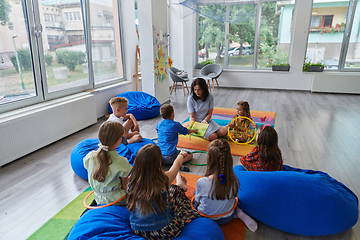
0;0;125;113
305;0;359;70
197;0;294;69
310;15;333;28
89;0;124;85
258;1;292;68
345;0;360;69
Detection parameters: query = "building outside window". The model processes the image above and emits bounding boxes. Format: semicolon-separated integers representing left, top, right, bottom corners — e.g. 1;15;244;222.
0;0;126;113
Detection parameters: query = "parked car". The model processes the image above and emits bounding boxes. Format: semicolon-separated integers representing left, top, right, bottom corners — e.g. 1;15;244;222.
228;46;254;56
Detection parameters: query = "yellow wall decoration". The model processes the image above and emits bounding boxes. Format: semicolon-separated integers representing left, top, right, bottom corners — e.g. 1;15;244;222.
153;45;168;82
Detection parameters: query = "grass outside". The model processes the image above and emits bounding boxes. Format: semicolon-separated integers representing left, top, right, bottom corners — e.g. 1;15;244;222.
203;54;271;68
0;61;118;97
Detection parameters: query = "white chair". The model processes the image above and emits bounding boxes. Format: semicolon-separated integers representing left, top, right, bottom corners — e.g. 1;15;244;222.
199;64;223;92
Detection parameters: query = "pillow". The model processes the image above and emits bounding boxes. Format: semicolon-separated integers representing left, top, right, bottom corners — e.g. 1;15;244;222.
109;91;161;121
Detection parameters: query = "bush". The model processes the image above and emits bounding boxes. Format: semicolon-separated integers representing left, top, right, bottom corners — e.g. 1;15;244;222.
63;51;78;71
45;54;53;66
76;51;86;64
200;59;215;65
9;55;19;72
56;50;66;64
18;49;32;71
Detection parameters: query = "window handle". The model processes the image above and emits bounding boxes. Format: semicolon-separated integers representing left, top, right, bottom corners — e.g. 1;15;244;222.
32;24;43;37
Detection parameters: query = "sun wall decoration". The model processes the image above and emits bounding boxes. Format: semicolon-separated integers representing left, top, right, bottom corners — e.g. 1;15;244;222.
153;45;168;82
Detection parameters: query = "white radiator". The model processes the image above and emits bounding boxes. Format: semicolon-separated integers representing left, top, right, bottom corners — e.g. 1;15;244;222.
0;94;97;166
311;72;360;94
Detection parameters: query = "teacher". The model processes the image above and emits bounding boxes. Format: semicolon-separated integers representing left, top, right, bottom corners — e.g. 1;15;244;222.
183;78;227;141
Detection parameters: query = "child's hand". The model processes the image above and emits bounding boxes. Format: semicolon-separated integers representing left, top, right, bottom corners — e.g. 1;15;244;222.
251;122;257;129
179;150;188;162
191;128;199;134
201;119;208;124
228;121;235;128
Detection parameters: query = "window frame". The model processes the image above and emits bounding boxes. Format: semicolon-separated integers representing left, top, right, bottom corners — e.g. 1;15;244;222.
196;0;293;70
0;0;126;114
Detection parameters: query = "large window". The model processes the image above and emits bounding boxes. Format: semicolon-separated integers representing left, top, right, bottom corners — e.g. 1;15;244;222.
89;0;124;85
345;0;360;69
305;0;360;71
197;0;294;69
0;0;125;113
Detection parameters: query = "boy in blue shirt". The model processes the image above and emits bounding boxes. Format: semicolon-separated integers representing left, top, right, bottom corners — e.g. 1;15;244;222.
156;104;198;172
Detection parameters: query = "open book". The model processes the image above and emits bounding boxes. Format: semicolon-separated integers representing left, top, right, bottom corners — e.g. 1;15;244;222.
187;121;209;137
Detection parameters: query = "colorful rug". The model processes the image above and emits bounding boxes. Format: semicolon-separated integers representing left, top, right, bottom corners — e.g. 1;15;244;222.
178;107;276;156
28;172;246;240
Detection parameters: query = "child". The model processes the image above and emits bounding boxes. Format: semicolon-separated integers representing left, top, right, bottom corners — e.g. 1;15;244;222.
127;144;200;239
156;104;198;172
240;125;283;171
229;101;256;143
195;139;258;231
108;97;142;144
83;121;132;206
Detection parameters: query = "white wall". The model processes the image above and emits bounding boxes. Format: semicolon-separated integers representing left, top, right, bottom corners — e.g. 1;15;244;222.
169;0;360;93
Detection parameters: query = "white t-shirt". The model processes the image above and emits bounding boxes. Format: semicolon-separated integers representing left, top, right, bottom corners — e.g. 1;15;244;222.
107;114;124;125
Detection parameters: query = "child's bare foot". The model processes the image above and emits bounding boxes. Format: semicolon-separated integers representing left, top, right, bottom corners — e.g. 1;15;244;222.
176;173;188;192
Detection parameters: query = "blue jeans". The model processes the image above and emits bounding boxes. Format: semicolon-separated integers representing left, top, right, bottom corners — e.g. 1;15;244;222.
213;210;235;225
162;150;191;165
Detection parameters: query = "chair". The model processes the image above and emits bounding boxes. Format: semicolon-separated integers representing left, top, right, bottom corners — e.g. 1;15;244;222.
199;64;223;93
169;67;190;96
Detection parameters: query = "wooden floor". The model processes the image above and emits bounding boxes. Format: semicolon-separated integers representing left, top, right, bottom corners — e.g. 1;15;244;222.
1;87;360;240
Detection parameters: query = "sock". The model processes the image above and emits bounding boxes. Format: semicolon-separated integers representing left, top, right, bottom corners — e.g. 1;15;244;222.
236;208;258;232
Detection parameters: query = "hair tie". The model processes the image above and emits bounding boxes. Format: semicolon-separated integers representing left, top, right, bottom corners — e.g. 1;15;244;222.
219;173;225;184
98;143;109;152
262;124;270;130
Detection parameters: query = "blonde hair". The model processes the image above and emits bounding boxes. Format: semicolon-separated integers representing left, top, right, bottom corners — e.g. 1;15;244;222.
93;121;124;182
109;97;129;111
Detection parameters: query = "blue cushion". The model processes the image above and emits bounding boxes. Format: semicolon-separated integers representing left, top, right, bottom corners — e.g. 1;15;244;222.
234;165;359;236
109;91;161;121
71;138;155;180
68;206;224;240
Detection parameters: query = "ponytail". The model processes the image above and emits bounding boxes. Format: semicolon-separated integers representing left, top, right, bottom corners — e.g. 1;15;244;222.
93;121;124;182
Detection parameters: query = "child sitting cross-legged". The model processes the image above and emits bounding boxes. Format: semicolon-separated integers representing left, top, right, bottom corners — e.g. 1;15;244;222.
195;139;258;232
83;121;132;206
156;104;198;172
108;97;142;144
127;144;200;239
240;125;283;171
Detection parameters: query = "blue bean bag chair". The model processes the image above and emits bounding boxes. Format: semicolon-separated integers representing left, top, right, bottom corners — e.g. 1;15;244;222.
71;138;155;180
109;91;161;121
234;165;358;236
68;205;224;240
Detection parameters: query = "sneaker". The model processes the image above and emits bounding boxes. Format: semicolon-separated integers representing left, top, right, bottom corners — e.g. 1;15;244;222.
180;164;190;172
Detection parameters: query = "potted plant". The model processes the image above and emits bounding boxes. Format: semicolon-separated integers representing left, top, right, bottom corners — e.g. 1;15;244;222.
272;63;290;71
303;60;327;72
195;59;215;69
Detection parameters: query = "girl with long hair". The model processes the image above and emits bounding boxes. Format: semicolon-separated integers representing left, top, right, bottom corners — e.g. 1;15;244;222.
195;139;258;231
240;125;283;171
183;78;227;141
83;121;132;206
127;144;200;239
229;101;257;143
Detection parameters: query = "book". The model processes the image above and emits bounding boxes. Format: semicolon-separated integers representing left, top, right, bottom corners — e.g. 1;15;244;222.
187;121;209;138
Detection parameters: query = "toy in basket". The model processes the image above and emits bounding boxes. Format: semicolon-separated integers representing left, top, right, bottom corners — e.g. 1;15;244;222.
228;116;257;145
